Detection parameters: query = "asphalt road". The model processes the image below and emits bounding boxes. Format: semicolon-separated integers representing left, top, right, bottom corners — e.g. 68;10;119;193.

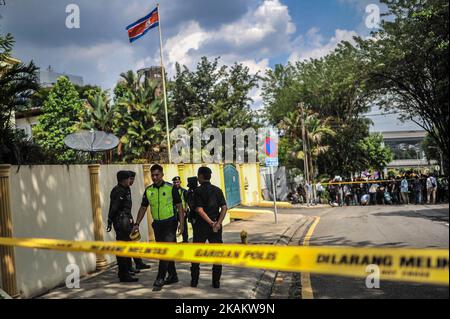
293;204;449;299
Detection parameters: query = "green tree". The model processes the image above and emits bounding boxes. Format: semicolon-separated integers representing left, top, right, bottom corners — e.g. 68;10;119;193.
357;0;449;175
359;133;393;172
263;43;374;176
279;110;335;178
305;113;336;178
171;57;259;129
422;132;443;168
263;43;372;124
170;57;260;162
81;91;116;133
74;84;103;101
33;76;83;163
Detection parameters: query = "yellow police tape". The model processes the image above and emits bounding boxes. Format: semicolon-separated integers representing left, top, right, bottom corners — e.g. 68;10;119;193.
0;237;448;286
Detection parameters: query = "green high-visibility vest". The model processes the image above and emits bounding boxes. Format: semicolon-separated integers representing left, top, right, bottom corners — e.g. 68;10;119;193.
145;182;175;221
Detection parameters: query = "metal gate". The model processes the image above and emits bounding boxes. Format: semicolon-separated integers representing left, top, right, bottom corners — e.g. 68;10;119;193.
224;164;241;208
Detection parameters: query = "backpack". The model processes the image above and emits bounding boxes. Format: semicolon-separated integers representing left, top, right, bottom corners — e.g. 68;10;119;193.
432;178;437;188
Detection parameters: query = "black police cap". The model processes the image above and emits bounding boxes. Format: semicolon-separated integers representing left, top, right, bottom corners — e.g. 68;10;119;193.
117;171;130;183
187;177;198;188
172;176;181;182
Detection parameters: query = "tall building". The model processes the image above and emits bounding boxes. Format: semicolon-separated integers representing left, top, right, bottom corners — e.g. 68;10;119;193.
39;65;84;87
365;106;437;171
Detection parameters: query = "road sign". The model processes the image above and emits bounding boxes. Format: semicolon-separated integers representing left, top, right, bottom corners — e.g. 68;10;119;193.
264;135;279;167
265;157;279;167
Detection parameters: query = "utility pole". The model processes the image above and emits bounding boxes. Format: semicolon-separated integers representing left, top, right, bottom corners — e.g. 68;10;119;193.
299;102;310;183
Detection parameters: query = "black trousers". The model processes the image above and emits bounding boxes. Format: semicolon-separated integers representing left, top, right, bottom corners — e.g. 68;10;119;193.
182;214;190;243
115;231;132;278
153;219;178;280
191;222;223;283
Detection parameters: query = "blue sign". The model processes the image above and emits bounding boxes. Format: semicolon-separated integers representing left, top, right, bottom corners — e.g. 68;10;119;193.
265;157;279;167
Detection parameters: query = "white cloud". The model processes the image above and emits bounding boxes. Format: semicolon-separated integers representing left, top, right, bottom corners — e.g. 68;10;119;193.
151;0;292;110
159;0;295;76
289;28;358;62
240;58;270;75
163;21;209;69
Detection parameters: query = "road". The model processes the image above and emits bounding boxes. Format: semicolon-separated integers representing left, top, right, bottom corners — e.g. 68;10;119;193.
292;204;449;299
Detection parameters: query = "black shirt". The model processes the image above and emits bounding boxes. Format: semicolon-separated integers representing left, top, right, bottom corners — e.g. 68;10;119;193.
140;181;182;208
193;182;227;223
108;184;132;224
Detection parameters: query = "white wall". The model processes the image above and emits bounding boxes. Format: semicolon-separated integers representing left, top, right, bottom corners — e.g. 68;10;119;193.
8;164;154;297
9;165;96;298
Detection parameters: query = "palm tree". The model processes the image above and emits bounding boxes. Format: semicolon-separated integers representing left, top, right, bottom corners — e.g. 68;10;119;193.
82;93;116;133
280;108;335;179
80;92;117;164
115;71;164;162
0;33;39;163
304;113;336;178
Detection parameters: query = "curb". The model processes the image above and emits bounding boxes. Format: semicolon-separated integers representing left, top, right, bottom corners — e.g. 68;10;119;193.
250;216;313;299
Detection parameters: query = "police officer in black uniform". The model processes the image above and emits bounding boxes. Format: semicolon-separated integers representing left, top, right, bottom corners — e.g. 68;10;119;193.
191;167;228;289
127;171;151;271
106;171;138;283
185;177;199;239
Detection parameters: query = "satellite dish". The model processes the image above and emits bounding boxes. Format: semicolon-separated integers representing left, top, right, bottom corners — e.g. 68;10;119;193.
64;130;119;152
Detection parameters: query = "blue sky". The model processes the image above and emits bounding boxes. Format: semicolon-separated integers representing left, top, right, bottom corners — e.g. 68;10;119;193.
1;0;383;88
3;0;419;131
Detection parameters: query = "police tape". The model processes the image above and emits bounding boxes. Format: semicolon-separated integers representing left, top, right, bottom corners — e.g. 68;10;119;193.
0;237;448;286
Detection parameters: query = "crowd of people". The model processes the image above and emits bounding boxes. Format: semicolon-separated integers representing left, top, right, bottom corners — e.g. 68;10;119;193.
288;174;449;207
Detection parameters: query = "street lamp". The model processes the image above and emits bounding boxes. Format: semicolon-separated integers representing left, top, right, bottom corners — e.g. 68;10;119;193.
428;146;444;176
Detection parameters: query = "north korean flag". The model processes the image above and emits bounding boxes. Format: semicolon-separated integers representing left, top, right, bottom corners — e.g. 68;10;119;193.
126;7;159;43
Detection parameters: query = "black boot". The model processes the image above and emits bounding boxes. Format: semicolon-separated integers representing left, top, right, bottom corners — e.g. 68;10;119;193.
129;267;141;275
136;263;151;270
164;275;179;285
212;265;222;289
191;264;199;288
153;278;165;291
119;275;139;283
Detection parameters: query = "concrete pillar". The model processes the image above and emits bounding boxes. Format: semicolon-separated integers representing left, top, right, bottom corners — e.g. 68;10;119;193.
88;165;108;270
143;164;155;242
219;164;226;199
0;165;19;298
238;164;247;206
256;163;262;203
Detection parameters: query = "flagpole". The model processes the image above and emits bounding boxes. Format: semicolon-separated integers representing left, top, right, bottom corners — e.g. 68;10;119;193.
156;3;172;163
